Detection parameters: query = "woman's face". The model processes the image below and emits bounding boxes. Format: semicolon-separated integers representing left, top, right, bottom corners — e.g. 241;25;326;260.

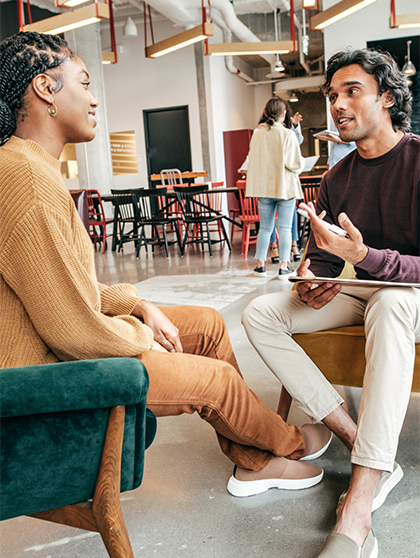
53;55;98;144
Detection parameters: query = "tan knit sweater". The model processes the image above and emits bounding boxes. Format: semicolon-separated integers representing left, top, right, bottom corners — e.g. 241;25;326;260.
0;136;154;369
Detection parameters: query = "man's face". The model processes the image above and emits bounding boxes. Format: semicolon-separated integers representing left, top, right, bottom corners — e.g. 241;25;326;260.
327;64;393;144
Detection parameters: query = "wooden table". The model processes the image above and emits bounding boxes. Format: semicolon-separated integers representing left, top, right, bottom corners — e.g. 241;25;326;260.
150;171;208;182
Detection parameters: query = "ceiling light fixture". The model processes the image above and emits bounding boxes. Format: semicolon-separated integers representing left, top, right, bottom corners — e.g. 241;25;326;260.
311;0;378;30
402;41;417;76
275;59;285;72
146;22;214;58
207;40;294;56
303;0;317;7
22;1;109;34
290;92;299;102
390;0;420;28
273;9;285;72
123;16;138;37
55;0;90;8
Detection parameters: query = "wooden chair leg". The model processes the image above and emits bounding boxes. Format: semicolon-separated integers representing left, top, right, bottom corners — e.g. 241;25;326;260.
277;386;293;422
30;406;134;558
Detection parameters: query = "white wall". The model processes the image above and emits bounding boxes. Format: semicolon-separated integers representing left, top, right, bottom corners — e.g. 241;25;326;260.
102;18;202;189
102;19;271;188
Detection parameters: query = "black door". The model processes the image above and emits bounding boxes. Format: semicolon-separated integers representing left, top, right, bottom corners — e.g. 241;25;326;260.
143;106;193;188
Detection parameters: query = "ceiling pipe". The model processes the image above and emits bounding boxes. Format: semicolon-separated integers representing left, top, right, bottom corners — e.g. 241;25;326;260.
220;27;255;83
144;0;278;70
210;0;277;69
278;0;311;75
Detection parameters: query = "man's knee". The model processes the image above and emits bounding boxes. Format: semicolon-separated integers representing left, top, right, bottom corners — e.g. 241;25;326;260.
242;293;288;333
366;287;418;322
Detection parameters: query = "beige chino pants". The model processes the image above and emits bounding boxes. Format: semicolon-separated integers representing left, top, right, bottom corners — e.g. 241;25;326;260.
242;286;420;472
137;305;306;471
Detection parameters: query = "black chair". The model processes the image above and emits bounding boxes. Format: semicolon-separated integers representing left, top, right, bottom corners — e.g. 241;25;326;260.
131;188;182;258
173;185;231;257
111;189;140;253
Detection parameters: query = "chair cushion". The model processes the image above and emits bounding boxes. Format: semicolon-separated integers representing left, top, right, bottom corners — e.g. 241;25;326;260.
1;358;149;418
0;358;157;520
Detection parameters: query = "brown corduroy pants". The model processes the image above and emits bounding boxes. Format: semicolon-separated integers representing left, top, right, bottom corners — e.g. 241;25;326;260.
137;305;305;471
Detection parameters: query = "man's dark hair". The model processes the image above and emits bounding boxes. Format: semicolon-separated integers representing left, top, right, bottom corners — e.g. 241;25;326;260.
321;48;412;133
0;31;73;145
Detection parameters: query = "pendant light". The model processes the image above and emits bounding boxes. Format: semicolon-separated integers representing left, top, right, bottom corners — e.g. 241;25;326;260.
402;40;417;76
123;16;138;37
274;10;285;73
290;92;299;102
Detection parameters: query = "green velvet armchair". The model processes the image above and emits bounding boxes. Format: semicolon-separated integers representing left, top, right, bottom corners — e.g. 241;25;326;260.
1;358;157;558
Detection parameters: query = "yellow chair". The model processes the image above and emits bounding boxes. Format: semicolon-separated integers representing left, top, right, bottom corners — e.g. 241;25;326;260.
277;263;420;420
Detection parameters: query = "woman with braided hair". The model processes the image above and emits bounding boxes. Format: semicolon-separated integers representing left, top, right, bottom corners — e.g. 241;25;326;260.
0;32;332;498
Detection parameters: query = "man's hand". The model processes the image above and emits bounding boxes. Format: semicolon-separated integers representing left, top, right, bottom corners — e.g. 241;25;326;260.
296;258;342;309
299;202;368;266
132;300;183;353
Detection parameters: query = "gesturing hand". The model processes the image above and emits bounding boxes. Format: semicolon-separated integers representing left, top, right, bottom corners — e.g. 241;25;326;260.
299;202;368;266
132;300;183;353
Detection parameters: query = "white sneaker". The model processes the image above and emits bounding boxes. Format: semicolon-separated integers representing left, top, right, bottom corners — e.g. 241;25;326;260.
227;458;324;497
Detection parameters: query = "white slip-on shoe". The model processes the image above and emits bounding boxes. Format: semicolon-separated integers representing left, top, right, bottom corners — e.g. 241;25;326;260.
227;458;324;497
338;462;403;512
317;530;378;558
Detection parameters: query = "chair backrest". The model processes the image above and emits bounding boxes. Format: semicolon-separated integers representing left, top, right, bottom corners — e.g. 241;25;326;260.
86;189;106;221
300;176;322;205
173;185;213;220
131;188;169;223
236;181;259;222
207;182;224;213
111;189;137;222
160;169;183;186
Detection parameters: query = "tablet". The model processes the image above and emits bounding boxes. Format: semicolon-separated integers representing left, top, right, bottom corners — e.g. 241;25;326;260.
313;130;337;138
289;276;420;289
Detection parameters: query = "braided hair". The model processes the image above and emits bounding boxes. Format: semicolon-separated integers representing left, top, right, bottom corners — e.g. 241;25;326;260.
0;31;73;145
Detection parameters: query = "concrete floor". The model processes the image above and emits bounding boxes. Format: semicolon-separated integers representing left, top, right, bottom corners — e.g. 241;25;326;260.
2;238;419;558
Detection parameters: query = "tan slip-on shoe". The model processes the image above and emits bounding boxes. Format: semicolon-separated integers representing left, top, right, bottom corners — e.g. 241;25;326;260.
317;530;378;558
227;457;323;497
338;462;403;512
299;423;333;461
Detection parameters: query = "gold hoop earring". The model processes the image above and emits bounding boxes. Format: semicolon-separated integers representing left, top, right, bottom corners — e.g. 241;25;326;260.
47;103;58;117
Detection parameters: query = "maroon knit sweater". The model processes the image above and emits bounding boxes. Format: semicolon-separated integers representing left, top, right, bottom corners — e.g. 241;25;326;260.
307;133;420;283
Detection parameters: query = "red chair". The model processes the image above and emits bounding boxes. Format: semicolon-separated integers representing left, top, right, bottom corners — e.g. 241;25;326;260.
86;190;114;253
237;181;259;260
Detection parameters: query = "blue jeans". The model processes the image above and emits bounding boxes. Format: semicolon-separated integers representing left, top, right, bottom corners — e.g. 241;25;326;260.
270;206;298;243
256;198;296;262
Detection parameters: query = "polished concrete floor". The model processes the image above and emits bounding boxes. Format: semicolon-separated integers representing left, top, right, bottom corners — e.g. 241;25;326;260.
2;238;419;558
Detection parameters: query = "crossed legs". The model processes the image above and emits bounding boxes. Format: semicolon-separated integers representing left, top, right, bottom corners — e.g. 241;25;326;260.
137;305;307;471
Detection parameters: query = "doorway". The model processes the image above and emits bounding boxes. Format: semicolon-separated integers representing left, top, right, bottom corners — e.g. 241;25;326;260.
143;105;193;188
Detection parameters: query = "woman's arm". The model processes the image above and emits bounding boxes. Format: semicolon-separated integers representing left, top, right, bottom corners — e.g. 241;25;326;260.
1;205;154;361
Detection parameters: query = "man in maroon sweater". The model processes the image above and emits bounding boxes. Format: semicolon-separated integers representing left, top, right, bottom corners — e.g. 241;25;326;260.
243;48;420;558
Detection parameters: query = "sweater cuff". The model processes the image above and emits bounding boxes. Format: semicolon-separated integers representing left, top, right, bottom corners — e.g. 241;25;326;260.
355;247;386;275
99;283;145;317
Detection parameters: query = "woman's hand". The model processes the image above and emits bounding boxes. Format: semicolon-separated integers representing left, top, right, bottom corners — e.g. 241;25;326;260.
132;300;183;353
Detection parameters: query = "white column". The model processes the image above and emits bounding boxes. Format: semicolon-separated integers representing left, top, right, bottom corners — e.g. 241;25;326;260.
65;23;114;196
